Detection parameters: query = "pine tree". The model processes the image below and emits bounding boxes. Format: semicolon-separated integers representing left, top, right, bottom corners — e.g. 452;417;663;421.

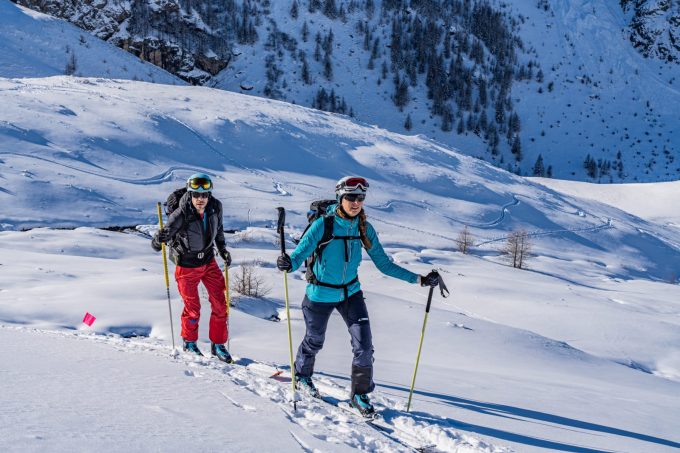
290;0;299;19
301;21;309;42
511;136;522;161
532;154;545;176
323;0;337;18
301;54;311;84
323;51;333;80
583;154;598;179
457;118;464;134
314;40;321;62
404;113;413;131
393;74;409;110
441;106;453;132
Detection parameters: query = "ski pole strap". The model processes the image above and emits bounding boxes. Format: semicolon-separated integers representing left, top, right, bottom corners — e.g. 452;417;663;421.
438;274;450;298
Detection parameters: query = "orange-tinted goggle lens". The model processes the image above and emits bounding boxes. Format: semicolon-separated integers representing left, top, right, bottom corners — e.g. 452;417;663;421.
189;178;212;190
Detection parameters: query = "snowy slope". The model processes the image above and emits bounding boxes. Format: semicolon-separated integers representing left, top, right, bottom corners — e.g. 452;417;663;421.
1;226;679;452
533;177;680;225
2;75;680;286
0;0;181;83
1;5;679;450
1;75;679;451
12;0;679;181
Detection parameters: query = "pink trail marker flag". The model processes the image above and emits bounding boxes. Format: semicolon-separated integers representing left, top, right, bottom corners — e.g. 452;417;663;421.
82;312;96;327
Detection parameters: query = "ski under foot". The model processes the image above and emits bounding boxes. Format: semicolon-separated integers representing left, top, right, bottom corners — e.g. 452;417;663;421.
175;351;440;452
333;399;438;453
287;387;435;453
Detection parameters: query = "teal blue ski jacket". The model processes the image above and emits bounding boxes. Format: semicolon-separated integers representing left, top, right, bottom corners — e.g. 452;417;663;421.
289;204;419;302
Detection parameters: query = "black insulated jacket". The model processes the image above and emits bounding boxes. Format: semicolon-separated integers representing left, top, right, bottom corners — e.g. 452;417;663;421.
153;192;226;268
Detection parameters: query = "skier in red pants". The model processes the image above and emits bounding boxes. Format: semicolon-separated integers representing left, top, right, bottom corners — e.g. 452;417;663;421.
152;173;233;362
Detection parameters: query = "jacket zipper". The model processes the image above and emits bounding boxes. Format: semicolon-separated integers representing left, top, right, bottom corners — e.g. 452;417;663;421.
341;219;353;285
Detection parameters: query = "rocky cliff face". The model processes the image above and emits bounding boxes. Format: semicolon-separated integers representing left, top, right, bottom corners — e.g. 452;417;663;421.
15;0;236;84
621;0;680;63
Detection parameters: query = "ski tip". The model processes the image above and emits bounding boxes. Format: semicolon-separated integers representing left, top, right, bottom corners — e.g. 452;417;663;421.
269;370;284;378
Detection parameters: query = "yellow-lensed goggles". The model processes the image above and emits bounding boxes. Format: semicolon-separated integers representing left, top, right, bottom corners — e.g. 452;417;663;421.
188;177;212;190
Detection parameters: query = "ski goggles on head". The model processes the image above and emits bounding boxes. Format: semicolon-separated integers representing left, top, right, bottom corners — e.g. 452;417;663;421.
188;177;212;191
339;177;369;192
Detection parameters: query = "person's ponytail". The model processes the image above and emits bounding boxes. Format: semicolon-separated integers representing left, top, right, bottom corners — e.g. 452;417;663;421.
358;209;372;250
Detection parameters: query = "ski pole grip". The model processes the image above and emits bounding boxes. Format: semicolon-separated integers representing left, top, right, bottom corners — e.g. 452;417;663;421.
276;207;286;255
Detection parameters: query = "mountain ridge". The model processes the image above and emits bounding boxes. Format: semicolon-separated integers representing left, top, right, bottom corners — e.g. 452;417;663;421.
11;0;680;182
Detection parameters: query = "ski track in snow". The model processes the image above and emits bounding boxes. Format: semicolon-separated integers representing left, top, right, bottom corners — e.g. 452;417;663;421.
369;194;613;249
6;325;504;453
0;152;193;186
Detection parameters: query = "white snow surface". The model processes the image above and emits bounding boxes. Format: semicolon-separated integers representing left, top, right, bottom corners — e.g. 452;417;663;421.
0;6;679;451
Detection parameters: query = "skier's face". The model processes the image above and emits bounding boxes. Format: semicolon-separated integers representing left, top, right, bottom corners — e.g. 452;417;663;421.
191;192;209;212
341;194;364;217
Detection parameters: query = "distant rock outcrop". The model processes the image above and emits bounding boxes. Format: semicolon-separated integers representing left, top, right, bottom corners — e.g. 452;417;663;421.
621;0;680;63
15;0;235;84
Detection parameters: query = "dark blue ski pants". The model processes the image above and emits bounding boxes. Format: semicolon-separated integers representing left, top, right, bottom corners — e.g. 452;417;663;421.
295;291;375;395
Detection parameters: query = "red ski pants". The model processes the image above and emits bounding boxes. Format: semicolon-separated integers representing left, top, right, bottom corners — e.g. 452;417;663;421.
175;259;228;344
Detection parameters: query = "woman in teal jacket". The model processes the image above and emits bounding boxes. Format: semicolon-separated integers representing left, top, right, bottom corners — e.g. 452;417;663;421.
277;176;440;416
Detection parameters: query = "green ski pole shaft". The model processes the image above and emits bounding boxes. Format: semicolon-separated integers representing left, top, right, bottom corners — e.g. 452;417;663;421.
157;202;177;352
277;207;297;411
407;284;435;412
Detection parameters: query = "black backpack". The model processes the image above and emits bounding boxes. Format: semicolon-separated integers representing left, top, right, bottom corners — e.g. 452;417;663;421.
162;187;190;255
164;187;187;216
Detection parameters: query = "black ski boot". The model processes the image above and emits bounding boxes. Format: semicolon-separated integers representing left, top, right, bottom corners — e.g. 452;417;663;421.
296;375;321;398
183;340;203;356
350;393;376;417
211;343;234;364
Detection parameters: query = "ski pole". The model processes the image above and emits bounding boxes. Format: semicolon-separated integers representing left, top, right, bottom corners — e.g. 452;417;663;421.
277;207;297;410
224;262;230;351
157;202;177;354
406;270;449;412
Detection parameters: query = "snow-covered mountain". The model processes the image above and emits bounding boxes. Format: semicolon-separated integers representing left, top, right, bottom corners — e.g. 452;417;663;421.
12;0;680;182
1;2;680;452
0;0;182;83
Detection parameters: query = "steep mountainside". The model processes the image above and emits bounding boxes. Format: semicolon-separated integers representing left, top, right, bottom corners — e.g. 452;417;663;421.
621;0;680;63
0;0;181;82
11;0;680;182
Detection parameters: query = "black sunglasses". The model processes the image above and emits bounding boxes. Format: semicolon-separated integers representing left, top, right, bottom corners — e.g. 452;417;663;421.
191;192;210;199
344;194;365;202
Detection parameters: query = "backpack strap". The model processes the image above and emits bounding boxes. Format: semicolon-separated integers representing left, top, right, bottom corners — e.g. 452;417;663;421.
306;214;364;302
315;215;336;257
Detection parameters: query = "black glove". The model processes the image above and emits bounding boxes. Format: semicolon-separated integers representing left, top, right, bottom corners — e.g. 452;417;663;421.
219;249;232;267
157;228;172;243
151;236;162;252
420;271;440;287
277;254;292;272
